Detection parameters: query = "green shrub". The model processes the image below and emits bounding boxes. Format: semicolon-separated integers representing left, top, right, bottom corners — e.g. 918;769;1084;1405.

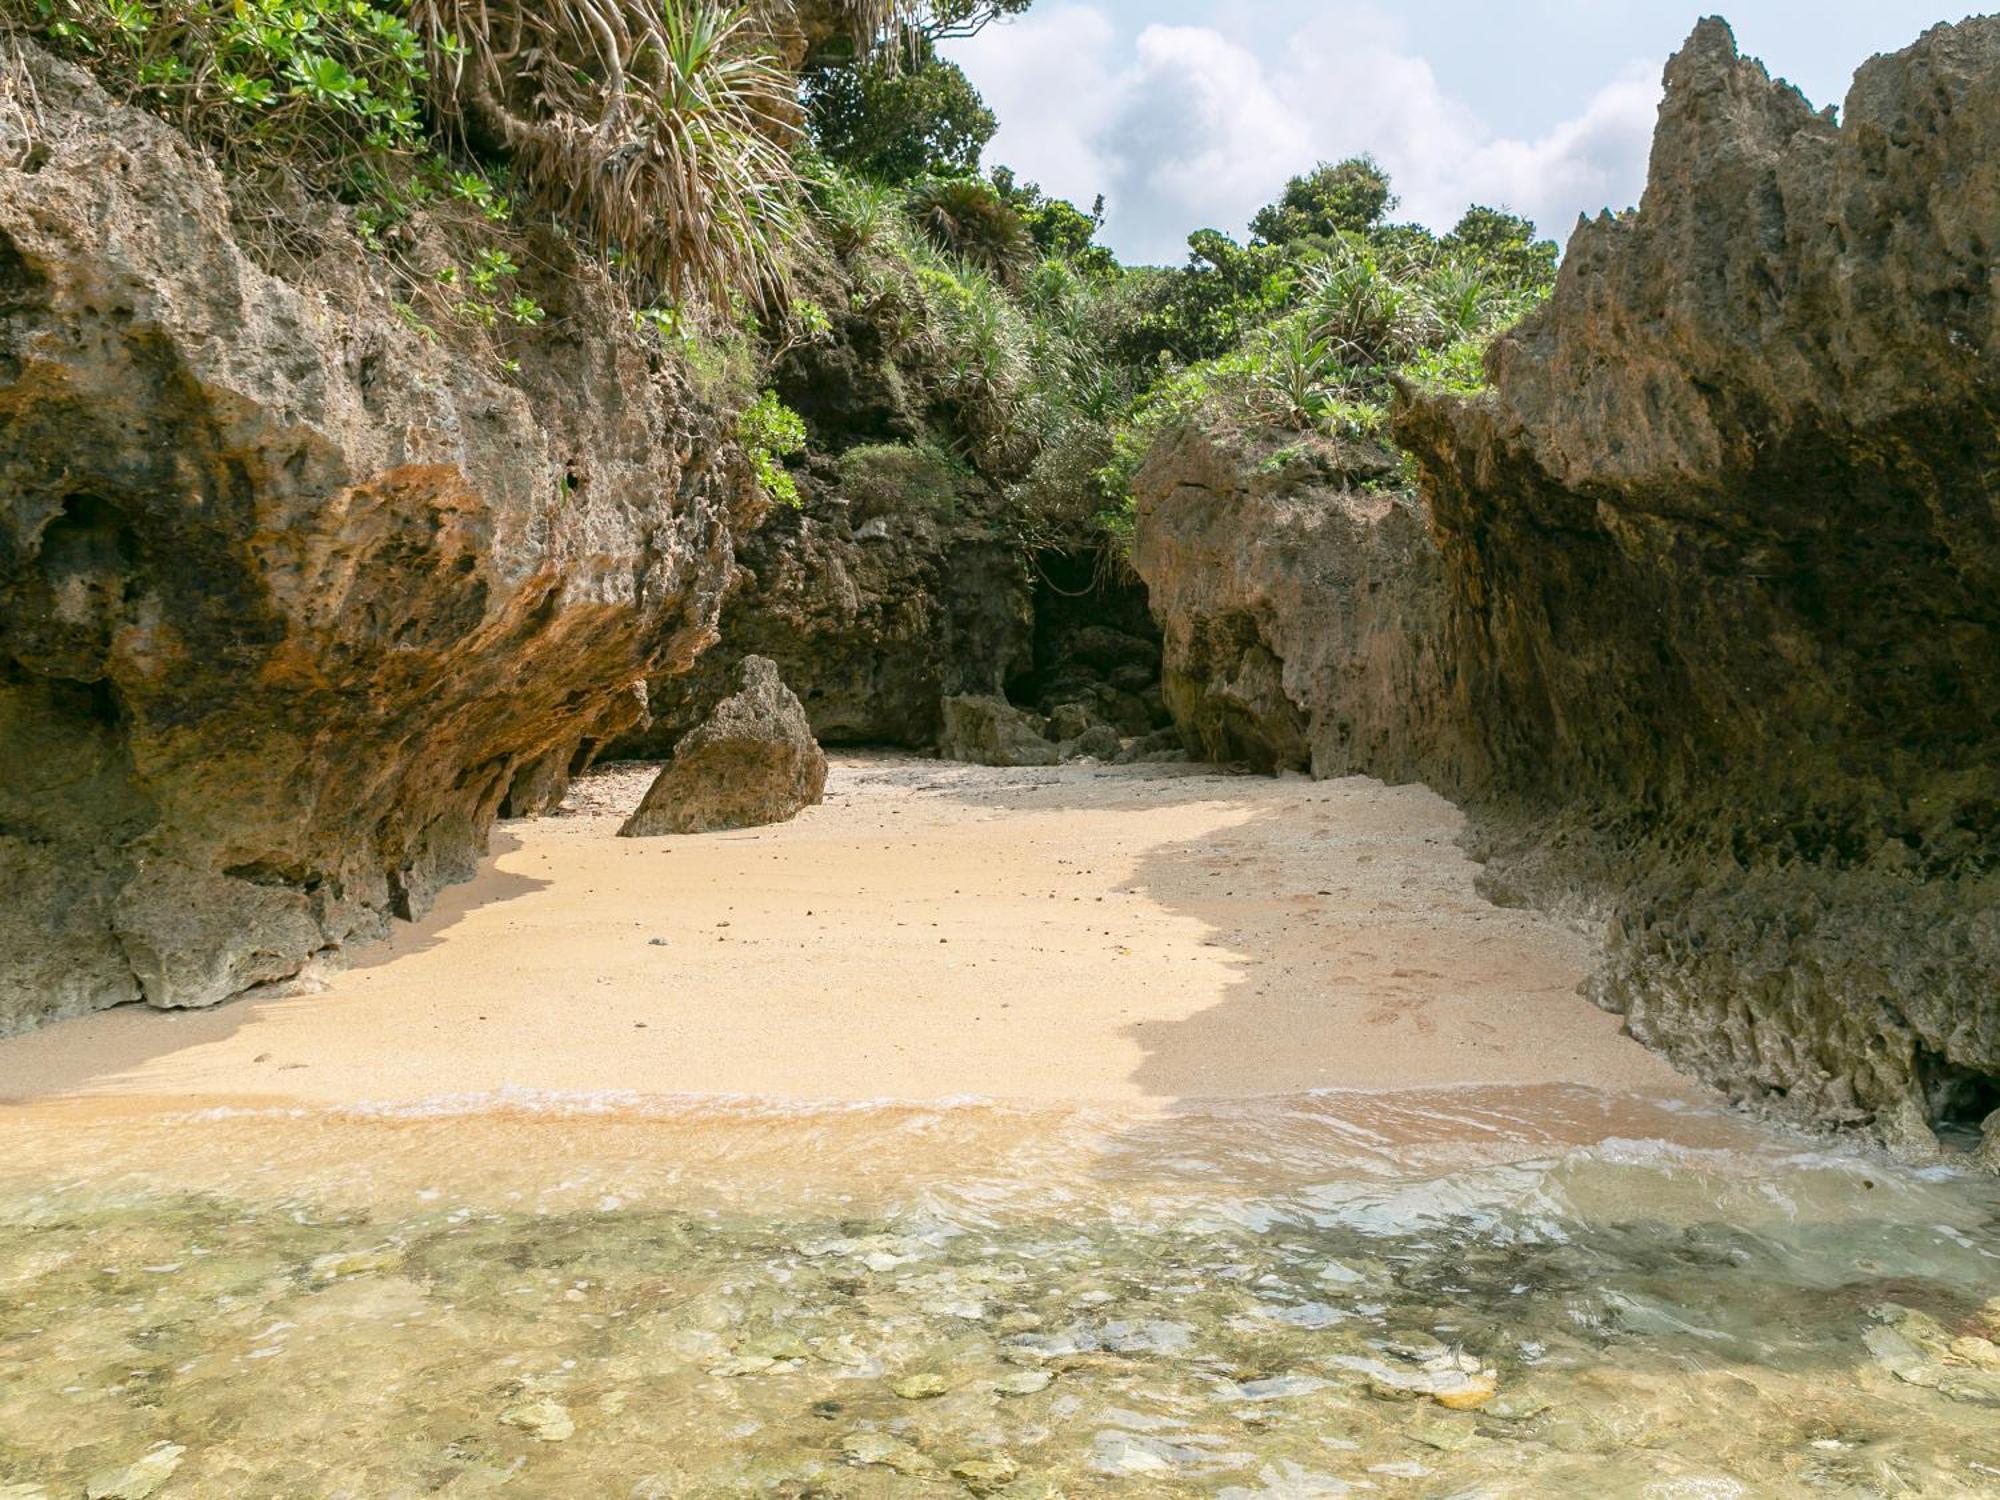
1443;206;1559;294
1250;155;1396;246
412;0;803;307
991;168;1116;278
1103;230;1293;367
1406;336;1492;398
904;175;1030;280
804;35;995;184
812;167;910;259
12;0;429;185
1243;316;1344;432
739;389;808;508
1296;245;1428;370
913;255;1031;457
838;442;965;521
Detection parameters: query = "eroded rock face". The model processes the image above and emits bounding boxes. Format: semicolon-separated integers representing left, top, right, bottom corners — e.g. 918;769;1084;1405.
619;257;1171;762
0;48;750;1031
621;472;1034;754
1135;431;1440;778
1138;18;2000;1153
619;657;827;836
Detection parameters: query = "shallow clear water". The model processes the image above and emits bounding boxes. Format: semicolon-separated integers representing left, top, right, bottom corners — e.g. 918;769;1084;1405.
2;1088;1997;1498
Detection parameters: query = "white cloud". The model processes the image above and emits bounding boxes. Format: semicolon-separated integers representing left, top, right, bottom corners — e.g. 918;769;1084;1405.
1098;26;1312;259
947;6;1121;205
1449;70;1663;235
949;2;1662;264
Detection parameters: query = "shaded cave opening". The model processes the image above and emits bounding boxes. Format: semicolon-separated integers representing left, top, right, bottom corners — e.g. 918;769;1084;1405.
1005;547;1171;739
1917;1045;2000;1143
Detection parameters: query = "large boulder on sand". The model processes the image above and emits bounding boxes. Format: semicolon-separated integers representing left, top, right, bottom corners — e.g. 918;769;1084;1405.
619;658;827;837
937;695;1060;768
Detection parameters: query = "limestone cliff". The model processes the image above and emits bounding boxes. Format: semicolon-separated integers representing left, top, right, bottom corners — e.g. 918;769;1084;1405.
1137;17;2000;1154
0;47;754;1031
1135;431;1439;777
621;463;1033;753
624;262;1164;757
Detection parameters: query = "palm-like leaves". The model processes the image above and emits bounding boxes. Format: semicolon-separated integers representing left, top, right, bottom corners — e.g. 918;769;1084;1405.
1421;260;1500;339
1416;256;1541;344
910;257;1030;458
814;170;906;257
411;0;803;305
1245;318;1344;431
903;176;1029;280
1296;246;1425;369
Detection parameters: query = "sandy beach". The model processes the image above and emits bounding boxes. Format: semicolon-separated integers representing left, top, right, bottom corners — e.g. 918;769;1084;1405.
0;755;1690;1111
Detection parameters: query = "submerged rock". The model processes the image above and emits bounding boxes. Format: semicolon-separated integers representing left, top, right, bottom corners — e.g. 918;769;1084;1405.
1865;1302;2000;1404
309;1245;405;1281
84;1446;185;1500
995;1370;1053;1396
619;657;827;837
498;1399;574;1442
0;45;750;1033
1429;1370;1499;1411
839;1431;935;1476
951;1455;1020;1493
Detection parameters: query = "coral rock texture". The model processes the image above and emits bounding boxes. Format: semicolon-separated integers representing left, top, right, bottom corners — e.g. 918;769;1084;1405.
625;478;1032;754
619;656;828;836
0;48;750;1031
1137;18;2000;1152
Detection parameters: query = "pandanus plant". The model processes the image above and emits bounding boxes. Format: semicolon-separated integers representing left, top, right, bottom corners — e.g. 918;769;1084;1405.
1247;316;1345;432
409;0;821;305
402;1;1033;306
903;174;1029;280
1297;245;1426;370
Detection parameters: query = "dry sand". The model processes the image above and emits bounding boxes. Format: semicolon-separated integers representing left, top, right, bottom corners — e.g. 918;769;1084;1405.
0;755;1692;1110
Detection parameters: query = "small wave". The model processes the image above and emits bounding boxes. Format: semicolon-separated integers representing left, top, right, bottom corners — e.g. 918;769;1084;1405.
167;1085;1064;1125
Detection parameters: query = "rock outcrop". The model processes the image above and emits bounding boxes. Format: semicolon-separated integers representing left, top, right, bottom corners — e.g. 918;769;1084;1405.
621;465;1034;754
937;696;1061;768
1020;550;1171;738
936;693;1175;768
619;657;827;836
1136;432;1439;777
0;47;752;1032
1137;17;2000;1155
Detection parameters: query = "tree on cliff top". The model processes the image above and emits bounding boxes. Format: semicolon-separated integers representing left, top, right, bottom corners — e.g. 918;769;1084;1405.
1250;156;1397;247
805;35;997;182
1442;206;1559;293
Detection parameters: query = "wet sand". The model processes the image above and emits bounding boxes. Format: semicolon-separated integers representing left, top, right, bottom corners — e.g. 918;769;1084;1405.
0;754;1692;1111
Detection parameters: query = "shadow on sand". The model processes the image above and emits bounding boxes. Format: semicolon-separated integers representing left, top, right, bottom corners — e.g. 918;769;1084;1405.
0;832;549;1103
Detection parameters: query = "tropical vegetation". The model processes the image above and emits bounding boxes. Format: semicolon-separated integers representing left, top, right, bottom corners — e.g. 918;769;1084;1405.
4;0;1558;539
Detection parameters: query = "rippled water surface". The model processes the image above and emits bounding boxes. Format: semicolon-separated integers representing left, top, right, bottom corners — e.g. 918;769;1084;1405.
2;1088;1997;1498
